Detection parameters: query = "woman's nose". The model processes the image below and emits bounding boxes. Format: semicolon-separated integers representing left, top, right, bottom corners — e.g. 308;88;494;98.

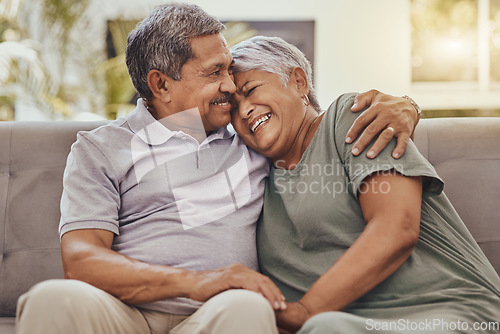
238;100;254;119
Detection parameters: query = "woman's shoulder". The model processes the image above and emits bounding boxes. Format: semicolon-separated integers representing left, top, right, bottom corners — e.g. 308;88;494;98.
324;93;358;125
318;93;359;146
326;92;358;111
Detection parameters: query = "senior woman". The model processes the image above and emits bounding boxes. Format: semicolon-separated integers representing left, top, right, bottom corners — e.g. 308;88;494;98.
230;36;500;333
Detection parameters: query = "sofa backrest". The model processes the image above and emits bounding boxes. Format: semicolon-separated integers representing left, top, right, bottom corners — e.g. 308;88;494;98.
414;117;500;275
0;121;107;316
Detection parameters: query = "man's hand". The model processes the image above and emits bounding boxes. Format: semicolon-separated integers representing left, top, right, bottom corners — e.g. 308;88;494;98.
346;89;420;159
188;263;287;311
276;301;311;333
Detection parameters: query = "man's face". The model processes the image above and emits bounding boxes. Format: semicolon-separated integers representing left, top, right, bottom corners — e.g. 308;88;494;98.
166;33;236;133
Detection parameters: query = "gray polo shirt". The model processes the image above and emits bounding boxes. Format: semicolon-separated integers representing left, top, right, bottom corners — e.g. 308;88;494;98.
59;99;270;315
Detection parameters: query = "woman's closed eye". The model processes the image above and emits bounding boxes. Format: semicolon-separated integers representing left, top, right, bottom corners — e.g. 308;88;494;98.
246;85;259;96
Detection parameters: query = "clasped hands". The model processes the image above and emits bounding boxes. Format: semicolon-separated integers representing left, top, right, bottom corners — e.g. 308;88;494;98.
187;263;286;310
187;263;312;333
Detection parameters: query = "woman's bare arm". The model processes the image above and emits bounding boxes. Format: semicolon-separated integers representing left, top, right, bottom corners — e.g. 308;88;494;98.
277;171;422;331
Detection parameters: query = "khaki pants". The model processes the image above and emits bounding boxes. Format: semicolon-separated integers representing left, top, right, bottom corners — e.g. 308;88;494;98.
16;279;278;334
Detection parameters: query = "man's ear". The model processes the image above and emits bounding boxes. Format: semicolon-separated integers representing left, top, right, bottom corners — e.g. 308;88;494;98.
290;67;309;95
147;70;171;103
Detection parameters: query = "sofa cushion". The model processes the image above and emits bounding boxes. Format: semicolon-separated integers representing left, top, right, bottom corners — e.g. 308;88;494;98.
0;121;107;317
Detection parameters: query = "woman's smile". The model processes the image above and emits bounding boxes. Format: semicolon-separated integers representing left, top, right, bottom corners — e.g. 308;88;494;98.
249;113;272;134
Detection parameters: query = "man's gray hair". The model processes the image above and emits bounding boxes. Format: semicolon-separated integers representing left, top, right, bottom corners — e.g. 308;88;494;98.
231;36;321;111
126;3;225;99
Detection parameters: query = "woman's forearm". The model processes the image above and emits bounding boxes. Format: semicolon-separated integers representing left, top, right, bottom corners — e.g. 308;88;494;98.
299;173;422;316
299;214;418;314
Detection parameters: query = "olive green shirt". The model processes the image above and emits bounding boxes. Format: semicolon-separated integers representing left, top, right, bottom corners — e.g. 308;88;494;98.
258;93;500;323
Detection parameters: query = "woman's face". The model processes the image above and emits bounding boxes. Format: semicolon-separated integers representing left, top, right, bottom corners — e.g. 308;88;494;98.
230;69;306;159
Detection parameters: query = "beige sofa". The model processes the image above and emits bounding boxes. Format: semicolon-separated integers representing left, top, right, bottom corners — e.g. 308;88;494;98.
0;117;499;333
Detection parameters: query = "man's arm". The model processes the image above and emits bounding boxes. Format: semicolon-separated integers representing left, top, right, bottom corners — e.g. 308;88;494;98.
61;229;286;309
346;90;421;159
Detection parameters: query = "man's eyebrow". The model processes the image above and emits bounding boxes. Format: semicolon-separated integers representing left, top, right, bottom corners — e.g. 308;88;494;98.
202;63;222;72
204;59;234;72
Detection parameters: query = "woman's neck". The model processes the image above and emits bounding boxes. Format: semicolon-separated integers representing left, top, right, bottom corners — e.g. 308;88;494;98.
272;106;324;170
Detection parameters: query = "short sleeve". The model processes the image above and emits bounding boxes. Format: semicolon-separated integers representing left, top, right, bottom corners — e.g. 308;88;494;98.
331;93;444;199
59;132;121;237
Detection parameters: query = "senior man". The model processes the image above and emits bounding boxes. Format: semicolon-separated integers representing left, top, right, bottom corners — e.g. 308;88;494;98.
16;3;420;334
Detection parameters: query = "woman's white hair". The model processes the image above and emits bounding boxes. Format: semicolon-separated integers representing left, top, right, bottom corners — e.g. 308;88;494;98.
231;36;321;111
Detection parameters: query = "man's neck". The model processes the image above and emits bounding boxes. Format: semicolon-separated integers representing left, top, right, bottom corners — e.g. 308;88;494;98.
145;100;208;144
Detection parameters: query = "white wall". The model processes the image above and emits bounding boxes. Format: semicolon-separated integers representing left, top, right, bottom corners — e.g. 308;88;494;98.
91;0;411;111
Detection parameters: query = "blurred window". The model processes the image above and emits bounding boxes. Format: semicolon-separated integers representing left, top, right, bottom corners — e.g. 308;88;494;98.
411;0;478;82
412;0;499;87
491;0;500;83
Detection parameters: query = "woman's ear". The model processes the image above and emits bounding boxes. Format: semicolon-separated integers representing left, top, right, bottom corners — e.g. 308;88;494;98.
290;67;309;95
147;70;171;103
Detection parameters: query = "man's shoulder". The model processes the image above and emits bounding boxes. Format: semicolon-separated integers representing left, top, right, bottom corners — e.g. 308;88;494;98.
76;116;132;147
67;116;137;170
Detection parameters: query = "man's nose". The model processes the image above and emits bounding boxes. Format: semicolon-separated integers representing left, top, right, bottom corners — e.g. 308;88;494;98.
221;72;236;94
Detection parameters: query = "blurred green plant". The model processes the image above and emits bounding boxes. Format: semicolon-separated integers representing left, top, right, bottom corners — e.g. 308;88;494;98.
101;19;137;120
0;0;106;120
